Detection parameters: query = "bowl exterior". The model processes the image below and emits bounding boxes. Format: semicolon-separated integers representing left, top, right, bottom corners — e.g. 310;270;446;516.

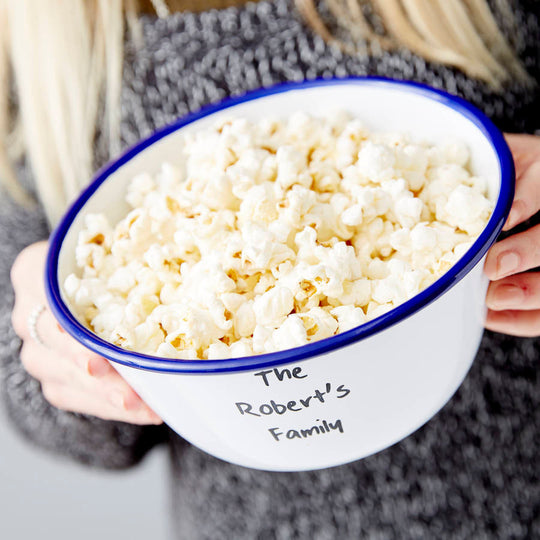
45;78;513;471
113;264;486;471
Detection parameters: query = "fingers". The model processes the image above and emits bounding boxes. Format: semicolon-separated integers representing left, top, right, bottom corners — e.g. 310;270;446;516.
484;224;540;280
10;302;28;341
485;135;540;337
10;241;49;302
15;300;114;377
486;272;540;311
39;308;114;376
36;313;159;421
505;133;540;162
20;341;81;384
503;134;540;231
19;340;115;393
11;241;162;425
485;308;540;338
41;382;162;425
21;341;162;425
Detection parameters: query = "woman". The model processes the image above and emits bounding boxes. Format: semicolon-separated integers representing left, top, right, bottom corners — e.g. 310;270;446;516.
2;0;539;537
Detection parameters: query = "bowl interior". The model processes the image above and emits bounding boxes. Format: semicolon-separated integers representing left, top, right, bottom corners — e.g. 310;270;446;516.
51;79;509;371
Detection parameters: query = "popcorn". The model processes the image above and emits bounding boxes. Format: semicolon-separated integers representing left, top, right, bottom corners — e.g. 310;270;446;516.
366;301;394;320
206;341;231;360
78;214;113;247
454;241;474;259
440;185;492;235
127;172;156;208
341;204;364;227
156;342;198;360
428;140;470;167
238;183;278;225
252;324;273;354
253;286;294;328
335;119;366;168
132;320;166;352
107;267;137;294
270;314;309;351
356;142;395;182
275;146;311;190
299;307;338;341
311;162;341;193
149;303;230;353
394;144;429;191
64;274;81;299
65;113;493;359
331;305;367;332
410;223;438;251
91;302;126;336
279;185;317;229
330;279;371;306
372;275;403;305
352;187;392;220
366;257;389;280
234;301;257;338
124;296;159;328
394;195;424;229
241;224;295;271
229;338;254;358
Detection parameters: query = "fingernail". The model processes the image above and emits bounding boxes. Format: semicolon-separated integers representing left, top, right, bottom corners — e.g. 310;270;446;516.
503;209;517;230
87;357;110;377
491;284;525;308
497;252;520;277
504;200;525;231
487;308;515;322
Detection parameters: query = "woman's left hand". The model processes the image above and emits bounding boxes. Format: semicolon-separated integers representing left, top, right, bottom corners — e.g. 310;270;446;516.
484;133;540;337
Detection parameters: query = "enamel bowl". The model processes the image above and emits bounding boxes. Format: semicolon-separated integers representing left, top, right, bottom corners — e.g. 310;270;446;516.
45;78;514;471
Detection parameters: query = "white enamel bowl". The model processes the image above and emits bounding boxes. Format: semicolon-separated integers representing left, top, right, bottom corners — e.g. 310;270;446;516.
46;78;514;471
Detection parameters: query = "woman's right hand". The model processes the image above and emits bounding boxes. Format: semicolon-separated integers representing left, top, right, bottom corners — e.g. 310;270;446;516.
10;241;162;425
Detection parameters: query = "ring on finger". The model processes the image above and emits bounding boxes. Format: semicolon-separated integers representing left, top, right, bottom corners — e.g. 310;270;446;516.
28;304;50;349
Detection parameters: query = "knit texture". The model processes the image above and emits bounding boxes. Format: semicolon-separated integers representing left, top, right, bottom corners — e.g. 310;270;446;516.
1;0;539;538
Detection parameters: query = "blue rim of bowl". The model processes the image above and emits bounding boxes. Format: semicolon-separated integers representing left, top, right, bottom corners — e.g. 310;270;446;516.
45;76;515;374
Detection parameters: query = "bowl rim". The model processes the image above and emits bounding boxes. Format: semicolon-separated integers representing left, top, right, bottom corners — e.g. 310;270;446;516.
45;76;515;374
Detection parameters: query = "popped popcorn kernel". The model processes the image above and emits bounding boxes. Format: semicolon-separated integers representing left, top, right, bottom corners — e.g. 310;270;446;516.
65;113;492;359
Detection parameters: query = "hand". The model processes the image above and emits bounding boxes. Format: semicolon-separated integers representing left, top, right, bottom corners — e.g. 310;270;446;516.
11;241;162;425
484;133;540;337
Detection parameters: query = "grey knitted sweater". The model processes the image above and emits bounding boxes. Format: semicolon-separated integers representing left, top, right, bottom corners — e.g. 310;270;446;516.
1;1;539;538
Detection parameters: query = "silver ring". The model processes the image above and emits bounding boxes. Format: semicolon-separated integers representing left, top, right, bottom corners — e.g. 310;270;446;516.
28;304;48;348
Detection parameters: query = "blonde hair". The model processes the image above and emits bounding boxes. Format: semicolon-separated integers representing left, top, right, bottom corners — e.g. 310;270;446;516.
0;0;530;227
298;0;529;84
